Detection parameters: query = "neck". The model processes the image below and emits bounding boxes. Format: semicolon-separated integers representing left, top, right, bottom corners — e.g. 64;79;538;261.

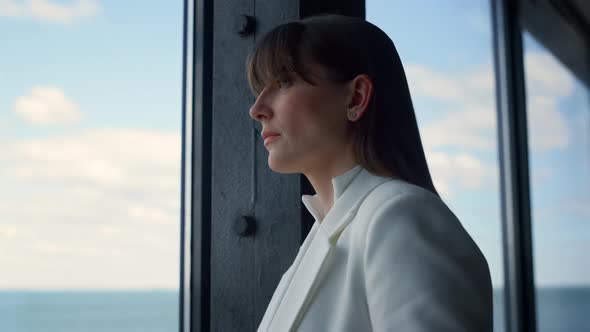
303;155;358;218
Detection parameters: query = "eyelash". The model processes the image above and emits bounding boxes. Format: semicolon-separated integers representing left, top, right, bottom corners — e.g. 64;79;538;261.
277;79;292;89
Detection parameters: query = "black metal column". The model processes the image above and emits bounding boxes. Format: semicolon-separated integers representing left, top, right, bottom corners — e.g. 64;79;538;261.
208;0;300;331
491;1;537;331
300;0;365;18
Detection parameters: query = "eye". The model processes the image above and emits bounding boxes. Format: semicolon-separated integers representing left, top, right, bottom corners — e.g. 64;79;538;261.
277;78;292;89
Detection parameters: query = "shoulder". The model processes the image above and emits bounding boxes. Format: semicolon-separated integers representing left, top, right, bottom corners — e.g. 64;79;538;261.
353;178;490;284
354;179;493;331
357;178;452;230
359;180;483;257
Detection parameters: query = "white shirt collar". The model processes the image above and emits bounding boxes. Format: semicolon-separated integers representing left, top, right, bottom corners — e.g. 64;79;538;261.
301;164;363;222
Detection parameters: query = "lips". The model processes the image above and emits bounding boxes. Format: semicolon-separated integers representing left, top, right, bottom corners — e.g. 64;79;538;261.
262;131;280;140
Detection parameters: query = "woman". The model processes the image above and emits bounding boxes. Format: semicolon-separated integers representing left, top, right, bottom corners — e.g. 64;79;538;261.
247;14;492;332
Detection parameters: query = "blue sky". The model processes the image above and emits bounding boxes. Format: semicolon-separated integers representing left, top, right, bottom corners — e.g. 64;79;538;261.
0;0;183;138
0;0;588;290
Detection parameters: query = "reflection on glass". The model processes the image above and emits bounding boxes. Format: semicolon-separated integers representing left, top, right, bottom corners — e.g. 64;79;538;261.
366;1;505;330
0;1;182;331
523;32;590;332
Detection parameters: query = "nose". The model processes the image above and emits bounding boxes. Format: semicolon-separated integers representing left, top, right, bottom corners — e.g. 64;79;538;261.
249;88;272;122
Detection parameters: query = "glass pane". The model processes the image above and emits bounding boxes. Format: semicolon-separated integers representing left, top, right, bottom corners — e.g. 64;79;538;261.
0;1;183;331
523;32;590;332
366;1;506;330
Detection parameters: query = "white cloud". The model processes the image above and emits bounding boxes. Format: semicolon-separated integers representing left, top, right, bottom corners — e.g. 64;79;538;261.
534;199;590;222
12;85;82;125
406;63;494;104
406;63;498;153
0;0;101;25
405;65;465;102
523;52;573;153
127;203;176;226
524;52;574;98
426;151;497;199
0;0;20;15
0;227;18;239
0;127;181;225
406;49;573;154
562;201;590;218
0;128;181;289
32;241;126;258
421;105;497;150
527;96;569;151
2;128;180;190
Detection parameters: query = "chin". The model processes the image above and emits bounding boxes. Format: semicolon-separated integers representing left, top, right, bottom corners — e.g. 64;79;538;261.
267;154;300;174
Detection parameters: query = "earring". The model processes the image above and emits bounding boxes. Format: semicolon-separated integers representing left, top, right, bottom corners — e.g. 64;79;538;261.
348;112;357;120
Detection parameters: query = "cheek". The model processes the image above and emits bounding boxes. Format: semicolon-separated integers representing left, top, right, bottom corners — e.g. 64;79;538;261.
277;94;316;134
278;90;345;144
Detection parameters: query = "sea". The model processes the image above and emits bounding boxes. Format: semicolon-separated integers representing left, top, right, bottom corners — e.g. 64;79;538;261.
0;288;588;332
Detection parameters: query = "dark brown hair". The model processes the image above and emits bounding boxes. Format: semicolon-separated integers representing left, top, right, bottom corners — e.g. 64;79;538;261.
246;14;439;196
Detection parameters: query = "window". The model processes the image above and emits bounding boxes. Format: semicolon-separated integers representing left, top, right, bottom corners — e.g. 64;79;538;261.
523;32;590;332
0;1;183;331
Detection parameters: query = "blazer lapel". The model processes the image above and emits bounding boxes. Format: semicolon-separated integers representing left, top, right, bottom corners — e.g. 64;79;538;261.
258;222;320;331
268;169;393;331
321;169;394;245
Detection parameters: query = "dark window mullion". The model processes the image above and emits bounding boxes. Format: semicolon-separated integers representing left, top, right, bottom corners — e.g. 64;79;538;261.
491;1;537;331
191;0;213;331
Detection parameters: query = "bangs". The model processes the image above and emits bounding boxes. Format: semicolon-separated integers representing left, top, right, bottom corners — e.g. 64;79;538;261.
246;22;315;96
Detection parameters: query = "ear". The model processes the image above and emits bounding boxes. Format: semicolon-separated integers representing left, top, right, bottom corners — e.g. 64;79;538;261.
346;74;373;122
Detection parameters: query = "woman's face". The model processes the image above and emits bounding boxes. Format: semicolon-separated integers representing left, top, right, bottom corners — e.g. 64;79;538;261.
249;68;353;174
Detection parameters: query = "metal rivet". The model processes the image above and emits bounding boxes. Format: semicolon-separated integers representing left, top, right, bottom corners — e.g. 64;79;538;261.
234;216;256;237
237;15;256;37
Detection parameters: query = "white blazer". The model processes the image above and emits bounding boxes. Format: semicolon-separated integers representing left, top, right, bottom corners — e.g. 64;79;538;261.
257;165;493;332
